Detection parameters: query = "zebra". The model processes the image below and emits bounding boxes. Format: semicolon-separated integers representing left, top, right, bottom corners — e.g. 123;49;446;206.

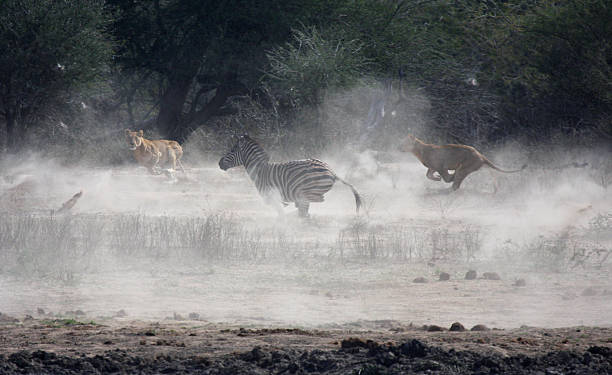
218;134;362;217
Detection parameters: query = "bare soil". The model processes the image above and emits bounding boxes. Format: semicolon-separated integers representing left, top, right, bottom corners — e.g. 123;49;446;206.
1;319;611;374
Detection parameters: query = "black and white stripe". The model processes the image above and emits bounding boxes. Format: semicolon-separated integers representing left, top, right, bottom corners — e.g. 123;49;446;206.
219;135;361;217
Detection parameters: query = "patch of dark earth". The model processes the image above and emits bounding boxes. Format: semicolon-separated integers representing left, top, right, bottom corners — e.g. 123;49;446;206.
1;339;610;374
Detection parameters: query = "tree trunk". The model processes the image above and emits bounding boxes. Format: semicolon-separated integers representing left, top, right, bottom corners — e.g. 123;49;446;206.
5;111;17;154
157;77;193;142
189;85;240;127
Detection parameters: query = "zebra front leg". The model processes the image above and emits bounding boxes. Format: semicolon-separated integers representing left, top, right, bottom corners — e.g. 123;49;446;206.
263;193;285;216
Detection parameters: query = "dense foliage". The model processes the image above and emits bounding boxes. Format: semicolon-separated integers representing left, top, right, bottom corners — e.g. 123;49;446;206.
0;0;610;155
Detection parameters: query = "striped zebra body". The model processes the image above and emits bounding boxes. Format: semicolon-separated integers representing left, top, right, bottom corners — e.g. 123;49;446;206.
219;135;361;217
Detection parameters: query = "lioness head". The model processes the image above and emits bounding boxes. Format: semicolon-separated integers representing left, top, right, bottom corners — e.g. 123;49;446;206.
398;134;417;153
125;129;144;150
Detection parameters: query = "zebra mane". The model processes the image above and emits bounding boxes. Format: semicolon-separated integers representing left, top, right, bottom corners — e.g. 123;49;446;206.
243;136;270;163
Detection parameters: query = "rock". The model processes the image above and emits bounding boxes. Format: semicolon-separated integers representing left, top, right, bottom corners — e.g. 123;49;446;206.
0;312;19;323
36;308;45;315
399;339;428;357
114;309;127;318
341;338;377;350
173;312;184;321
471;324;490;331
483;272;501;280
188;312;200;320
581;287;598;296
439;272;450;281
513;279;526;287
465;270;477;280
426;325;445;332
449;322;466;332
413;277;428;283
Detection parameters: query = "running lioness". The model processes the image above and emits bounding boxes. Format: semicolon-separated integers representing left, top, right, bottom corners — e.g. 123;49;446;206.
399;134;526;190
125;129;185;175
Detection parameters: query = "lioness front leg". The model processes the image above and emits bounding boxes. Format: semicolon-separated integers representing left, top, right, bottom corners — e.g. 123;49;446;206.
426;168;441;181
151;151;163;174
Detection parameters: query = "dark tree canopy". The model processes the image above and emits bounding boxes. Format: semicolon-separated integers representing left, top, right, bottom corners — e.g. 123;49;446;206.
108;0;347;141
0;0;111;152
1;0;610;156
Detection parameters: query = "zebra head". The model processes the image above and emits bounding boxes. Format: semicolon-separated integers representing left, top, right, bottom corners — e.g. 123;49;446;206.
219;134;269;171
220;134;255;170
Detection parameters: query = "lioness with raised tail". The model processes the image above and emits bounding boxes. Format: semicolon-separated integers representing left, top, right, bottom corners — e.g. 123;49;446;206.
399;134;526;191
125;129;185;175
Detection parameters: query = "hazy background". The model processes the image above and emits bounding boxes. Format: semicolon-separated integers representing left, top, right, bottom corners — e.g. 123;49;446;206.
1;0;611;329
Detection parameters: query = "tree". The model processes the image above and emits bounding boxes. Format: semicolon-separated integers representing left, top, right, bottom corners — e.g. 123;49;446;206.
490;0;612;140
109;0;344;141
265;26;371;107
0;0;112;152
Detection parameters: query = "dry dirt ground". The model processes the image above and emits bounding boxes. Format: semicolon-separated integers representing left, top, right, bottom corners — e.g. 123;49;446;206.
1;318;612;374
1;153;611;374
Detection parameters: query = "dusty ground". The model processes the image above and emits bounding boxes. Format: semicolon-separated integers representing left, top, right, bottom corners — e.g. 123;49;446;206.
1;151;611;373
1;318;611;374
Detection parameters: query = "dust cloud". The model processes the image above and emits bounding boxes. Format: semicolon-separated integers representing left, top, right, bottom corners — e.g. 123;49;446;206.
1;86;611;330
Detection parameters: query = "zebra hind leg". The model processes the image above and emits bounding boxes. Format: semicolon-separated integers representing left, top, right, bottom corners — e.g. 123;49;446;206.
296;201;310;218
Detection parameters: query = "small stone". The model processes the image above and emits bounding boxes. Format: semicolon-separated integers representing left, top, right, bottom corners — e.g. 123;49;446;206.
173;312;184;321
449;322;466;332
0;312;19;323
114;309;127;318
74;310;85;316
188;312;200;320
513;279;526;287
581;287;598;296
341;337;370;349
426;325;445;332
465;270;477;280
37;308;45;315
439;272;450;281
483;272;501;280
413;277;428;283
471;324;490;331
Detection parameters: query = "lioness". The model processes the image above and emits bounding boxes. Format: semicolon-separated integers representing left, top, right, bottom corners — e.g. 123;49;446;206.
399;134;526;191
125;129;185;174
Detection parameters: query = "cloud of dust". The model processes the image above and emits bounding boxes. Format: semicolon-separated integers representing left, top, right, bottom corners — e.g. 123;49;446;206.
0;81;611;329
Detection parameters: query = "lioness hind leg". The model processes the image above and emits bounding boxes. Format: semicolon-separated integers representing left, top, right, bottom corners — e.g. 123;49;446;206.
439;169;455;183
451;165;479;190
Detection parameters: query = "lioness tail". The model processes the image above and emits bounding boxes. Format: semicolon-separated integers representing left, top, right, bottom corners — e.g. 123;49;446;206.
484;158;527;173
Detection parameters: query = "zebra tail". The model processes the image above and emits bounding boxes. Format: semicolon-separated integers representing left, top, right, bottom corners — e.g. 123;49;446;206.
337;177;362;214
